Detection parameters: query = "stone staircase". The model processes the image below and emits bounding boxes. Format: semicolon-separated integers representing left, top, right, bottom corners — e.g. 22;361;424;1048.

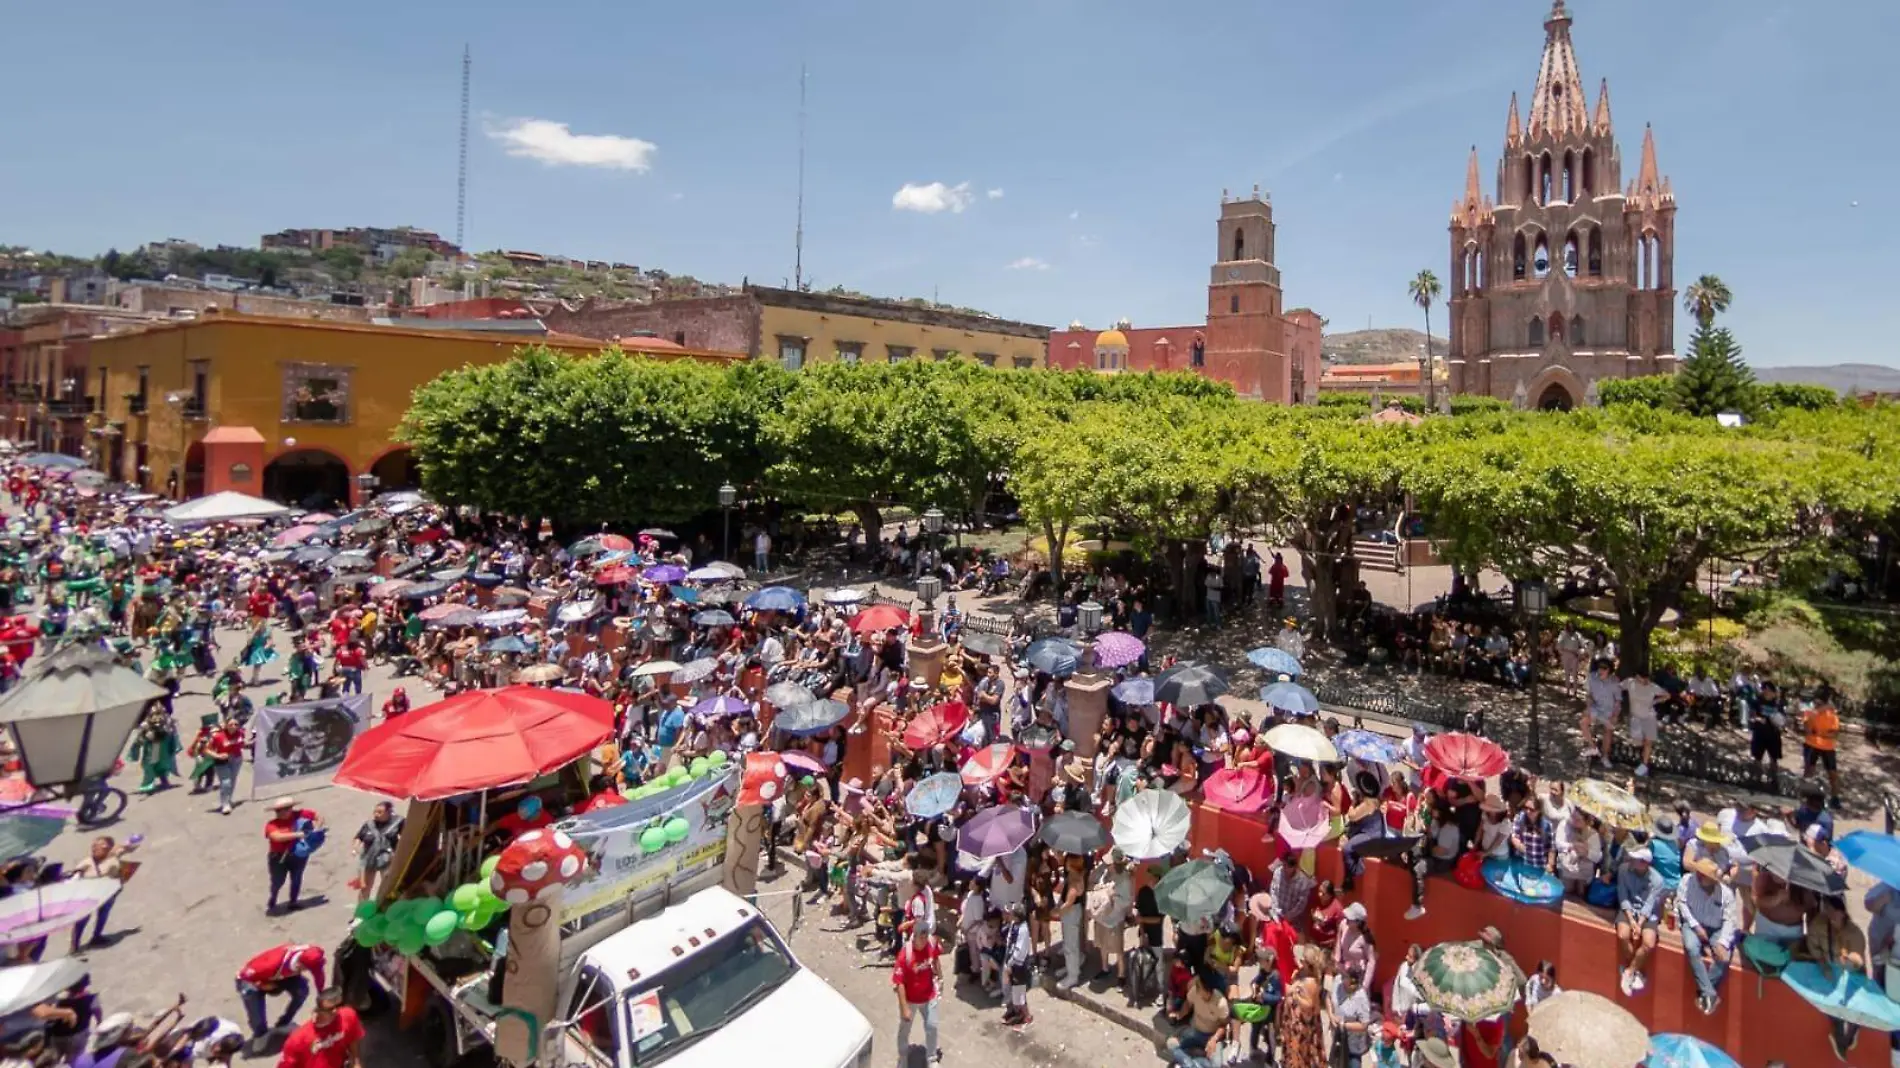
1352;537;1402;573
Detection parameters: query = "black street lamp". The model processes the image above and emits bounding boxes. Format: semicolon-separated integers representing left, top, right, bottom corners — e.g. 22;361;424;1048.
1077;599;1105;674
919;507;944;580
355;471;379;506
1517;577;1549;769
718;483;737;562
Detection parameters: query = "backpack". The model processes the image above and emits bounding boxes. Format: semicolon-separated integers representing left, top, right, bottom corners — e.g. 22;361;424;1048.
1126;946;1161;1008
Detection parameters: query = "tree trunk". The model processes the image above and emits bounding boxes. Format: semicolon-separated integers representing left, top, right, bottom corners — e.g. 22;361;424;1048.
1043;519;1067;597
851;502;882;553
1303;552;1340;641
1614;593;1673;679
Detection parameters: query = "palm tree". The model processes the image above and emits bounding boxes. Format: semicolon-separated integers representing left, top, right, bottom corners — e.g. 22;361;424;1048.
1409;269;1443;411
1683;274;1732;328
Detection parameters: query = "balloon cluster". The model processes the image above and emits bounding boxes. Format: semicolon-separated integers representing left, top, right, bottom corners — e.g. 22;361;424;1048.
622;751;729;802
352;856;511;954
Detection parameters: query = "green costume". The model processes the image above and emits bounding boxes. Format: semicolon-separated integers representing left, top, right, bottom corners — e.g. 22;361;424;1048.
126;717;181;792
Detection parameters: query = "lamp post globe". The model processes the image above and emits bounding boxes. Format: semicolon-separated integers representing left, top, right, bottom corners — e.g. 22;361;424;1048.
916;574;942;607
718;484;737;508
922;508;944;535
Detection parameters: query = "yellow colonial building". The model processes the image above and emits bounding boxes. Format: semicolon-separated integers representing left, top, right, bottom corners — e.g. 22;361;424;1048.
543;285;1051;370
85;310;736;506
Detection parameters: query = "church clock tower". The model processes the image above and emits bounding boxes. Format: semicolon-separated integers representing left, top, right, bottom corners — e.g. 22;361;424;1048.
1206;186;1287;399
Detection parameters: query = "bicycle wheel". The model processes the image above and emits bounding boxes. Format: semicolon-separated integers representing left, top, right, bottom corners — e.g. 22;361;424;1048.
77;787;128;827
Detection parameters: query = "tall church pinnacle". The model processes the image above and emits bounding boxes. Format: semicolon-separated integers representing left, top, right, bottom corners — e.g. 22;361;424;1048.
1505;93;1522;146
1593;78;1612;133
1627;123;1672;208
1463;146;1483;205
1451;145;1494;226
1527;0;1589;140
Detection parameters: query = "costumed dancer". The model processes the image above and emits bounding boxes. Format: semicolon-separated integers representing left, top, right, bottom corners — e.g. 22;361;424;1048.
238;618;277;686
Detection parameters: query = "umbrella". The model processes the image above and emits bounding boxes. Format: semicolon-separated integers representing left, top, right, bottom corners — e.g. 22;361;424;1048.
1259;682;1321;717
1263;723;1338;763
334;686;615;800
555;599;599;624
594;564;639;586
328;552;375;573
1482;857;1565;906
390;557;428;577
775;699;851;737
1571;778;1649;831
906;772;965;819
1155;860;1232;923
1023;638;1082;678
1091;632;1145;669
1422;732;1511;780
822;588;869;607
642;564;687;584
665;586;699;605
902;701;970;750
849;604;911;634
697;588;745;606
1015;724;1058;752
1332;729;1404;764
425;608;483;629
764;682;816;709
17;452;84;470
482;636;531;655
780;752;826;778
638;528;678;541
1245;646;1303;678
631;660;684;678
1414;940;1525;1022
352;516;391;535
301;511;337;524
1745;835;1848;895
1646;1033;1742;1068
1838;830;1900;889
690;695;751;719
571;533;635;556
419;602;472;622
745;586;806;612
692;562;746;580
1527;991;1649;1068
958;806;1038;860
0;958;89;1016
1782;961;1900;1030
1111;678;1155;706
960;632;1007;657
0;879;122;946
476;608;528;628
290;544;336;566
960;743;1018;785
1202;767;1274;814
1277;794;1335;850
163;491;291;525
490;586;531;607
692;609;737;627
0;802;74;860
399;579;455;600
673;658;719;684
1154;662;1230;706
273;524;320;547
368;579;416;600
513;663;565;684
1111;789;1191;859
1040;810;1111;855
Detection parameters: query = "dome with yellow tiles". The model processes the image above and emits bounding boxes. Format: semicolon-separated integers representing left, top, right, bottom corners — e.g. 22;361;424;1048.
1095;319;1132;349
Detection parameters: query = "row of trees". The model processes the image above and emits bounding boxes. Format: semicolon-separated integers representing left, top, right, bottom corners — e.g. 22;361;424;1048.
398;350;1900;675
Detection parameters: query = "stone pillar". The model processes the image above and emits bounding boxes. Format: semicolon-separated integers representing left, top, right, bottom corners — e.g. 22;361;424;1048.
908;637;948;690
1063;673;1113;761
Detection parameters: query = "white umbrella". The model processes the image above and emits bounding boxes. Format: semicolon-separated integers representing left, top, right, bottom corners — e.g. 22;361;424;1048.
162;491;291;526
688;562;745;581
0;959;89;1015
1263;723;1339;764
822;588;869;607
632;660;684;678
1111;789;1192;860
476;608;528;628
0;879;122;947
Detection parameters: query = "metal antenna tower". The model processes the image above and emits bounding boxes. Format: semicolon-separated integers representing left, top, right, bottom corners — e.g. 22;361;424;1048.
794;64;807;290
456;45;471;250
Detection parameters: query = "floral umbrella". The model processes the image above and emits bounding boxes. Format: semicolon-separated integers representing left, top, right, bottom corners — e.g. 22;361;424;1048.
1333;729;1404;765
1422;732;1511;780
1091;632;1145;669
1413;940;1524;1022
1645;1034;1741;1068
1572;778;1649;831
1245;646;1303;678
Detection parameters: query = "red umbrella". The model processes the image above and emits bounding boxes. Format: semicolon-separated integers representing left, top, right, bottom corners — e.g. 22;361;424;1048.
594;564;639;586
901;701;970;750
335;686;616;801
960;743;1018;785
597;534;636;553
419;602;470;621
849;604;911;635
1422;732;1511;781
1202;767;1274;814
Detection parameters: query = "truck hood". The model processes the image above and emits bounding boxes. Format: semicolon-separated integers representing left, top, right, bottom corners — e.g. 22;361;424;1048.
650;969;870;1067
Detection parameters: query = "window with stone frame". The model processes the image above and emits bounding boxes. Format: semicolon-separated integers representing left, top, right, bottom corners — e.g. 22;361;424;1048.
281;363;352;424
886;345;914;364
835;341;864;365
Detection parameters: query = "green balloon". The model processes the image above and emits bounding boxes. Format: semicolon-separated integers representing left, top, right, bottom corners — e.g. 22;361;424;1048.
689;757;710;778
423;911;459;946
415;896;444;916
353;927;381;948
357;916;387;943
395;932;426;956
663;816;690;844
450;884;482;913
707;750;729;767
459;909;489;932
479;855;501;880
639;826;669;853
667;767;690;786
353;901;380;921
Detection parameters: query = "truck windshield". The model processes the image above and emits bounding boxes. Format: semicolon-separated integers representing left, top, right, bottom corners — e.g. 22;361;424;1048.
623;917;798;1065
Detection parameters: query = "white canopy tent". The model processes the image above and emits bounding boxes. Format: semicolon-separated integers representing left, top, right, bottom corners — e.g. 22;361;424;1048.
162;490;292;526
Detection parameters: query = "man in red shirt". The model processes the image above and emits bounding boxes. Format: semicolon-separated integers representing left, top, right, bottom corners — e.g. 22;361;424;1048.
334;639;366;696
206;716;245;815
276;988;361;1068
237;943;327;1043
265;797;323;914
892;923;943;1065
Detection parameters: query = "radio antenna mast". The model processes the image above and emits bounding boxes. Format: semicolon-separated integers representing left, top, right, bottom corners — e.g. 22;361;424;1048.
456;45;471;250
794;63;807;290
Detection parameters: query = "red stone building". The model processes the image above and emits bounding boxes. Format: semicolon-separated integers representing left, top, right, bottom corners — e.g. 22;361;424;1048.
1047;192;1322;403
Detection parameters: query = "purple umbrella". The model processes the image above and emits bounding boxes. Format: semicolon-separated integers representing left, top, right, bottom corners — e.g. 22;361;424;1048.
0;879;121;946
643;564;687;583
1092;631;1145;669
690;695;751;718
781;751;827;778
957;806;1038;860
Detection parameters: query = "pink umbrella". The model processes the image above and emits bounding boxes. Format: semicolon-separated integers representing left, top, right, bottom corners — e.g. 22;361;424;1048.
272;525;319;547
1203;767;1274;814
420;601;471;621
1091;632;1145;669
780;752;826;778
960;743;1018;785
303;512;337;524
1277;793;1334;850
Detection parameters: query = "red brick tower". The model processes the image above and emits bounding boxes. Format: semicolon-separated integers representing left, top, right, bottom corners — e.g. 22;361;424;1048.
1206;187;1288;400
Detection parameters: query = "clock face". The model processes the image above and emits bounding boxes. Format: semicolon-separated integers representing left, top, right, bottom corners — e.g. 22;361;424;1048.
1227;266;1242;280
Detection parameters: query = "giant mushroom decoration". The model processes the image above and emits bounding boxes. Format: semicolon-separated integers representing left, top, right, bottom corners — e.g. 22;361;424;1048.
490;827;591;1066
490;828;589;904
723;753;788;897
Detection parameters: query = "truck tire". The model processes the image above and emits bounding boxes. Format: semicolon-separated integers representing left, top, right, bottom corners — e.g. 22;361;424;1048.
420;998;463;1068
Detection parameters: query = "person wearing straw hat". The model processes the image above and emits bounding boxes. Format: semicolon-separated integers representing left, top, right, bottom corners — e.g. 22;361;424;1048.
1677;855;1740;1015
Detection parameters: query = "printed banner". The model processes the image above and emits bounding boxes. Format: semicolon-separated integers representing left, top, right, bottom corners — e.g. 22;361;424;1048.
250;693;373;799
559;767;738;925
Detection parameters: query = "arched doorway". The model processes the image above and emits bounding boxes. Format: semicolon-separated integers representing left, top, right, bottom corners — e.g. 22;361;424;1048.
1537;383;1575;411
181;441;205;499
368;447;421;492
263;448;351;509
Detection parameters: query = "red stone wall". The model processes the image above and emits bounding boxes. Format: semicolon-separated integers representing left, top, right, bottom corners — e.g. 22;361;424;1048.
542;296;759;356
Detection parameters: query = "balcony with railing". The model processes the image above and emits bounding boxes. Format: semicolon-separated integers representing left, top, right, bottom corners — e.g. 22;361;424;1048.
46;395;95;418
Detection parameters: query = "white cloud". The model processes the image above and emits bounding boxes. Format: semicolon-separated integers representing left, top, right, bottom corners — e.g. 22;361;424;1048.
1068;210;1080;220
1006;257;1050;271
987;188;1005;200
892;181;976;214
486;117;657;172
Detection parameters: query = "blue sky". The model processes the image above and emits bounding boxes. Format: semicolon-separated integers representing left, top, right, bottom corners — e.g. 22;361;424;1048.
3;0;1895;368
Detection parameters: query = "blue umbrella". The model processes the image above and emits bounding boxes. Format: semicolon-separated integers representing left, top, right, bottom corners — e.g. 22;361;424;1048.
774;698;851;736
1333;729;1404;764
481;636;531;654
1837;830;1900;889
19;453;84;470
1245;647;1303;678
1024;637;1082;677
1783;960;1900;1030
692;609;737;627
1645;1034;1742;1068
744;586;806;612
1481;857;1564;906
906;772;964;818
1260;681;1322;716
644;564;687;583
667;585;700;604
1112;678;1155;705
691;695;751;719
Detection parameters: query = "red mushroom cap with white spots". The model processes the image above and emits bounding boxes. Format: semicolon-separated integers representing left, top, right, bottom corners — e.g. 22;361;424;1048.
490;828;589;905
738;752;789;807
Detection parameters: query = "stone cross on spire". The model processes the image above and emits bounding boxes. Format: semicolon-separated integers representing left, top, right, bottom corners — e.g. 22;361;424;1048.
1528;0;1589;139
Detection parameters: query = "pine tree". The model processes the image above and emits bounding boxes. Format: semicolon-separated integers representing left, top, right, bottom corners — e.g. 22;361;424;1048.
1673;324;1756;417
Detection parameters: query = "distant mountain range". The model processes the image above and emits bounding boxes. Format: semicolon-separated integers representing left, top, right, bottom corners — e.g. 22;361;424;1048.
1755;363;1900;395
1322;328;1447;365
